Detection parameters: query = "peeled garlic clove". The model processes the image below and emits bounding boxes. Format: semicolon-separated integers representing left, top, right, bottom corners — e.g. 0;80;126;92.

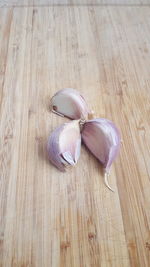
50;88;91;120
47;120;81;171
81;118;121;191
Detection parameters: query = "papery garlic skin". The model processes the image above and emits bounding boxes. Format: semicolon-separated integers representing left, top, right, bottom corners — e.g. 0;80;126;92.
50;88;91;120
47;120;81;172
81;118;120;191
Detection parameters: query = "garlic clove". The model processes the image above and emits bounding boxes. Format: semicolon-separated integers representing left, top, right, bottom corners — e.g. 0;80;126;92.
50;88;92;120
81;118;121;191
47;120;81;171
75;138;81;163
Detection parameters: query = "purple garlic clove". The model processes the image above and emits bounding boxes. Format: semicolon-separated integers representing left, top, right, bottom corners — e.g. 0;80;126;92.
47;120;81;172
50;88;92;120
81;118;121;191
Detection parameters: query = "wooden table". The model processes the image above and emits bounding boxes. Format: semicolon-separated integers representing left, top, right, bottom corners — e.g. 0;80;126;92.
0;1;150;266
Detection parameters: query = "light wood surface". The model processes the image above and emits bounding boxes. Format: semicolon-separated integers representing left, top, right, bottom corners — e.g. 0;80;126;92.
0;0;150;7
0;3;150;267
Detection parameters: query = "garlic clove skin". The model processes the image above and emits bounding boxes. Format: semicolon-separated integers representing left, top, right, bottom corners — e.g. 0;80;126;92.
81;118;121;191
50;88;91;120
47;120;81;171
61;151;76;165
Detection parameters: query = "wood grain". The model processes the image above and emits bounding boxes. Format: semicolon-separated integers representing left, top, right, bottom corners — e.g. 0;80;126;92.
0;4;150;267
0;0;150;7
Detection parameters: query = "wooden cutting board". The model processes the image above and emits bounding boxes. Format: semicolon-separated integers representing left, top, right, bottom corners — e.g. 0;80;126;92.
0;1;150;266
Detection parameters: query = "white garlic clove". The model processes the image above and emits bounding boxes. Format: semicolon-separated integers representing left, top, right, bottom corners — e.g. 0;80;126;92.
50;88;92;120
81;118;121;191
47;120;81;171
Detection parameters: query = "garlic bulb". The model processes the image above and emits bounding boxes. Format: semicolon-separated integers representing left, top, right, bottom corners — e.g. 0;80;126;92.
81;118;121;191
50;88;91;120
47;120;81;171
